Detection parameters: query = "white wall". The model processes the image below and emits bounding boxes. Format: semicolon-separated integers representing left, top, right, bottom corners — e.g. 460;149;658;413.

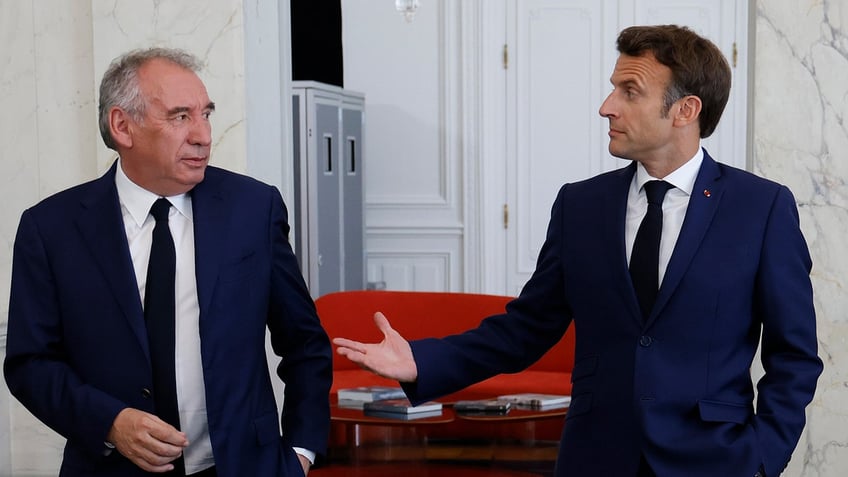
343;0;468;291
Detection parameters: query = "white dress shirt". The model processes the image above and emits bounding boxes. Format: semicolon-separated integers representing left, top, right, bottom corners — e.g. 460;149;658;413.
115;161;315;471
115;161;214;474
625;147;704;287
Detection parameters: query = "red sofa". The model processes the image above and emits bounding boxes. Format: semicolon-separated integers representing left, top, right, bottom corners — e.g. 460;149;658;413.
316;290;576;447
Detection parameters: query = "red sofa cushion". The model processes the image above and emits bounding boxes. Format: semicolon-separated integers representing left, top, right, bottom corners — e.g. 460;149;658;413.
317;290;575;394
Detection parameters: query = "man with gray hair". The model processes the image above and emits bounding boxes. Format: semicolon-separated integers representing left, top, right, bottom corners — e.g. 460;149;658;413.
4;47;332;476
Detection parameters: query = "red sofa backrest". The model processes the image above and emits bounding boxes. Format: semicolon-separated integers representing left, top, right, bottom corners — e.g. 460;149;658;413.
316;290;575;374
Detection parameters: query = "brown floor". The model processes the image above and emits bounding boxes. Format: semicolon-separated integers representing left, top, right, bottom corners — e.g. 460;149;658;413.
313;440;558;477
311;464;547;477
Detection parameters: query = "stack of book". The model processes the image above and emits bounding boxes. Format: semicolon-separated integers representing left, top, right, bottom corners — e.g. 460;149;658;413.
362;398;444;420
336;386;407;409
496;393;571;410
453;399;512;415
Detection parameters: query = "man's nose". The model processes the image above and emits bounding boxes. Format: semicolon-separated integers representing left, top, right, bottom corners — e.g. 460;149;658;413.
599;93;616;118
189;119;212;146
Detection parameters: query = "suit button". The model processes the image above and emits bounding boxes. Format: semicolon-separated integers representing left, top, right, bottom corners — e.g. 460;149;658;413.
142;388;152;399
639;336;653;347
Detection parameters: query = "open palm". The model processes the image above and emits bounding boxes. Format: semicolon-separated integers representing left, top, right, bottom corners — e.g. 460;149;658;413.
332;312;418;383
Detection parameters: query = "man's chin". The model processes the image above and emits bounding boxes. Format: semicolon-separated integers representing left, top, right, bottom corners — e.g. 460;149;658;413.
608;148;631;161
180;168;207;190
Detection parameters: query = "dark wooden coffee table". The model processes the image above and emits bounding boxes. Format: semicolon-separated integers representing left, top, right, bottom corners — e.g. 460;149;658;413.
328;396;564;475
329;397;456;464
447;405;566;471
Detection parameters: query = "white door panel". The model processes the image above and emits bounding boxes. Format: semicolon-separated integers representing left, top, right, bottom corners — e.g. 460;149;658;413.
505;0;617;295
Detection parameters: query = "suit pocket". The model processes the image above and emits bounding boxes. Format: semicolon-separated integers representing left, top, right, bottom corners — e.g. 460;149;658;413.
565;392;593;420
698;399;752;424
218;251;257;284
254;412;281;446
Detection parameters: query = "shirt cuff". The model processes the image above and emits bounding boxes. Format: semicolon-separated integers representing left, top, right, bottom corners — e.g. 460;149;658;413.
292;447;315;465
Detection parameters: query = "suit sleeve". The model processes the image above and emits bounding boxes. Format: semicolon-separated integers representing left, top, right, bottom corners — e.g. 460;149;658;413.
753;186;823;476
4;209;127;457
408;185;573;403
264;189;333;456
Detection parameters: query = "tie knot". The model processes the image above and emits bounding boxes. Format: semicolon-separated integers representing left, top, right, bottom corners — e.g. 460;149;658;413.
150;198;172;223
643;180;672;206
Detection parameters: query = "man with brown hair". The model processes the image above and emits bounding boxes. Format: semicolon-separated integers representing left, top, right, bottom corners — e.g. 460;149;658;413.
334;25;822;476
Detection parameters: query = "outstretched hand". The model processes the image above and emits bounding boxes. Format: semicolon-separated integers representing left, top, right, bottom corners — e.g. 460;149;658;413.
332;312;418;383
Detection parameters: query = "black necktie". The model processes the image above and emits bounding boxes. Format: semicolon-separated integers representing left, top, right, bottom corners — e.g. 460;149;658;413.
630;180;673;319
144;198;181;435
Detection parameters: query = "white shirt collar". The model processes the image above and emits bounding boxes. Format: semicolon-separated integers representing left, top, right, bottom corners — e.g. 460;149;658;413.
634;146;704;197
115;159;193;226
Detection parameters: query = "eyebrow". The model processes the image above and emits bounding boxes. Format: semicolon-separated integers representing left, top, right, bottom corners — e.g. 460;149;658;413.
166;102;216;115
611;78;641;90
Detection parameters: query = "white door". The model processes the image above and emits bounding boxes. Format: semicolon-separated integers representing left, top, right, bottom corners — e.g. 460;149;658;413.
488;0;748;295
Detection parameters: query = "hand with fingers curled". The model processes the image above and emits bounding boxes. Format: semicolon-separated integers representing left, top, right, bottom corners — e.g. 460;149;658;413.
332;312;419;383
107;408;189;473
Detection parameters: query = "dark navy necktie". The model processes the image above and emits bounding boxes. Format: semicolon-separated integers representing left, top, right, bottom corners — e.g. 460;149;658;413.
630;180;673;320
144;198;182;432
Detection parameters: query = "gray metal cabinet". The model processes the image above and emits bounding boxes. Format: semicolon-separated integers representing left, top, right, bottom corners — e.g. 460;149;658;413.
292;81;365;298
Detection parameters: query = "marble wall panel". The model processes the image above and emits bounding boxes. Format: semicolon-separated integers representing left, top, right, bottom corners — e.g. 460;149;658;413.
90;0;247;175
755;1;848;475
0;0;40;336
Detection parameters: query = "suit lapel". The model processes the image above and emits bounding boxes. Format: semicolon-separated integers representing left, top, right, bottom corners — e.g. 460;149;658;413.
75;163;149;356
648;152;723;326
604;163;644;325
191;169;228;318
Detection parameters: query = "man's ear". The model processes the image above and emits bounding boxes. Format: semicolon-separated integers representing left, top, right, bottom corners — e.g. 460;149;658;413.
109;107;134;149
674;95;702;128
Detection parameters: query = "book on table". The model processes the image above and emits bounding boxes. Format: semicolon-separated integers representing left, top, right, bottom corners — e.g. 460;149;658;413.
453;399;512;415
496;393;571;410
362;398;443;415
336;386;407;402
361;409;445;421
336;399;367;409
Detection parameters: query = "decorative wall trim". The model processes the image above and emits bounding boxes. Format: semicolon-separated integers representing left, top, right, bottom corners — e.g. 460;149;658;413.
367;223;464;234
366;194;452;207
367;228;463;291
362;0;462;214
367;251;453;291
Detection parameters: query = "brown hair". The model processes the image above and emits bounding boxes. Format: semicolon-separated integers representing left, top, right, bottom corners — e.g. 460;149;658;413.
616;25;731;138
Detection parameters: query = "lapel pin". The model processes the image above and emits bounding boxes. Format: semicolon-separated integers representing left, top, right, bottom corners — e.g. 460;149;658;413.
703;189;712;198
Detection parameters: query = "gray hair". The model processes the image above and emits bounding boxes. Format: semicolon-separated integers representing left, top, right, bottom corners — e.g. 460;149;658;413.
98;47;203;150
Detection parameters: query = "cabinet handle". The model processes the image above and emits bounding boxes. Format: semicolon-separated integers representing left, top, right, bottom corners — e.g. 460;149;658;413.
324;135;333;173
347;137;357;174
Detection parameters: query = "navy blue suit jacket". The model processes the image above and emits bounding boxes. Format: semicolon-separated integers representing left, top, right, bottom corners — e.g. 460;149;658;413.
4;163;333;477
407;152;822;476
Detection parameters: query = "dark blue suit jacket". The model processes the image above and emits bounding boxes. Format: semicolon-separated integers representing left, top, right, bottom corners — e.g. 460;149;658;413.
4;163;333;476
408;152;822;476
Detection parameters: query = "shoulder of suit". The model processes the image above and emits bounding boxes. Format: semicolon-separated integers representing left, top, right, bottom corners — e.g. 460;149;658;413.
203;165;272;189
713;160;784;192
24;171;115;218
